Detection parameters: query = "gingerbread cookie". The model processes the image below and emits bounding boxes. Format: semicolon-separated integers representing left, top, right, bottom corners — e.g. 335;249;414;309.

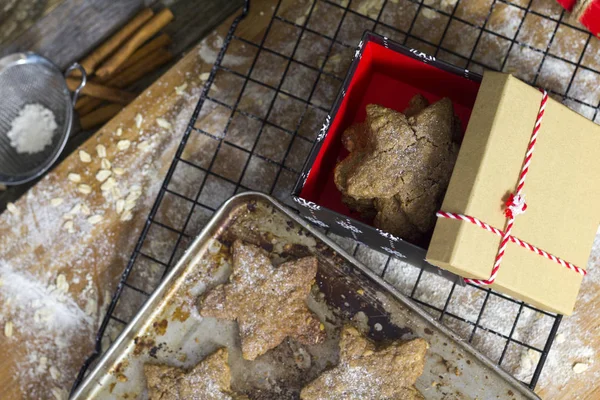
300;325;428;400
144;348;246;400
199;240;325;360
334;96;460;243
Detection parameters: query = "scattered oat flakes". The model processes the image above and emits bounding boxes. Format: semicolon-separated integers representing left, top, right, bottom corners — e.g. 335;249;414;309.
79;150;92;163
68;173;81;183
117;140;131;151
56;274;69;293
137;141;150;151
50;198;64;207
6;202;19;216
67;203;81;215
96;169;112;182
421;8;437;19
116;199;125;214
4;321;13;337
156;118;172;130
50;366;61;381
120;210;133;221
87;215;103;225
112;186;122;199
51;387;67;400
135;113;143;129
96;144;107;158
573;363;589;374
113;167;125;176
124;199;136;211
555;333;566;344
115;128;123;137
175;82;188;95
80;203;91;216
200;72;210;81
84;298;97;316
63;220;74;233
101;177;116;192
101;158;111;170
126;190;141;203
78;184;92;195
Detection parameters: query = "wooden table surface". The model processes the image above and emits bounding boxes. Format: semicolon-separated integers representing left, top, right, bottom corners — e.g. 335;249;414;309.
1;0;599;399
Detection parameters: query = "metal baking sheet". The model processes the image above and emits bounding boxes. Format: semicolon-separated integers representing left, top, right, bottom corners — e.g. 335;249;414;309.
72;192;539;400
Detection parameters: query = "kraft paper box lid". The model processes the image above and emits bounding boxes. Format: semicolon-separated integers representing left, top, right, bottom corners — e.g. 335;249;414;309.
426;71;600;315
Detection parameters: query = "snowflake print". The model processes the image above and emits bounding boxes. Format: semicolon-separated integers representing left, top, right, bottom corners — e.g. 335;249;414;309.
300;168;311;187
409;48;436;62
336;218;362;234
304;215;329;228
381;247;407;259
316;114;331;143
293;197;321;211
376;228;401;243
354;40;364;59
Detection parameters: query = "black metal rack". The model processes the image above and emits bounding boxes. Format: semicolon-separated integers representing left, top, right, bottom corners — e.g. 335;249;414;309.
73;0;600;392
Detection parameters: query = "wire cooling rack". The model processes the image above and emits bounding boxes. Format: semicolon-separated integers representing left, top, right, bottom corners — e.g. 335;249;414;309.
73;0;600;391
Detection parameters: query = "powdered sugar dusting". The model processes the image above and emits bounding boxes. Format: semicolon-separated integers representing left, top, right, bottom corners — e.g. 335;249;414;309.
7;103;57;154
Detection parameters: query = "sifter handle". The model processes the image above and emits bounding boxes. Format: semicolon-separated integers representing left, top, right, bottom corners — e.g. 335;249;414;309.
64;63;86;104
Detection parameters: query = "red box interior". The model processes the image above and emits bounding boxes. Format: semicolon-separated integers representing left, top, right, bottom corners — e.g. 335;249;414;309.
300;41;482;227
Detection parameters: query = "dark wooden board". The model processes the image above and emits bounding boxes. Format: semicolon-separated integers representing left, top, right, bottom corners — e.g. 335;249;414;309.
0;0;145;70
0;0;242;209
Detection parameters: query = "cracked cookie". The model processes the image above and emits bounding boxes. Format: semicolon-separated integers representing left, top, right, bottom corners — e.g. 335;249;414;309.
144;348;247;400
300;325;428;400
199;240;325;360
334;95;460;243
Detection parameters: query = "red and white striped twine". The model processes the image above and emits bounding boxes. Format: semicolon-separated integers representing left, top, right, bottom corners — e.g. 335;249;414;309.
437;90;585;285
435;211;586;278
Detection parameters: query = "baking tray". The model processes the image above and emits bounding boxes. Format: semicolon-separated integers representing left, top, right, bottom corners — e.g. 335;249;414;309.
71;192;538;399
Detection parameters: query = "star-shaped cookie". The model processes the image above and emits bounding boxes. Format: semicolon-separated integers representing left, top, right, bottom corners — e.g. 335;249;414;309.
300;326;428;400
144;348;246;400
199;240;325;360
334;97;459;243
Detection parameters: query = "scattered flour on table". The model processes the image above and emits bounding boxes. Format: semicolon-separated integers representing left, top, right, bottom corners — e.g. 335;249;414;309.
0;80;204;398
7;103;58;154
199;35;247;67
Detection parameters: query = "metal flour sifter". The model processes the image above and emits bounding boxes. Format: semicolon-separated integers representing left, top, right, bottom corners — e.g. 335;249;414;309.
0;52;86;185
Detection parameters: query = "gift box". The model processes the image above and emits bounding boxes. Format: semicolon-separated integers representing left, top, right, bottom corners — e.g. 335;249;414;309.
575;0;600;37
555;0;600;36
426;72;600;315
291;31;481;283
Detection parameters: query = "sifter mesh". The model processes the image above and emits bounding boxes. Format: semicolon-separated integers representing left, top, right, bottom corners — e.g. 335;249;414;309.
0;53;75;184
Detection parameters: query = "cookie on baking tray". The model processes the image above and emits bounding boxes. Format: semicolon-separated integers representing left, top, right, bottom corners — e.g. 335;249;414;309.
300;325;428;400
199;240;325;360
144;348;247;400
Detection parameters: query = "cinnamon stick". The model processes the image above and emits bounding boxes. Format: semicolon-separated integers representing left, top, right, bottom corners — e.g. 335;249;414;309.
76;49;173;115
107;48;174;88
76;98;103;116
80;104;123;130
75;95;93;111
76;8;154;76
110;33;173;79
66;78;136;104
95;8;174;77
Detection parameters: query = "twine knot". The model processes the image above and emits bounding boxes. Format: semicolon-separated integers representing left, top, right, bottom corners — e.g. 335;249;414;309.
505;193;527;219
